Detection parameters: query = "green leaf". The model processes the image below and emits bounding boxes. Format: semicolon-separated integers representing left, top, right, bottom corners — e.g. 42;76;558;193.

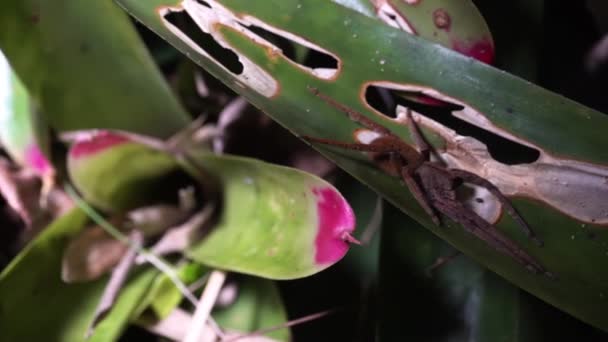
186;151;357;280
0;0;189;138
115;0;608;331
0;51;50;173
67;131;180;212
134;262;208;319
214;276;290;341
0;208;159;341
339;0;495;63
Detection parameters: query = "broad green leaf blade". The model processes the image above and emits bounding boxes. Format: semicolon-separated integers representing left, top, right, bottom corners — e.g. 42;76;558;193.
186;150;357;280
0;208;159;341
0;0;189;138
116;0;608;330
214;276;290;341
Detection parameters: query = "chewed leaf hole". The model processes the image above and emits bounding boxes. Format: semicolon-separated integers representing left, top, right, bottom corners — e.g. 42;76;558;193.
164;9;243;74
237;19;339;79
243;24;338;70
195;0;211;8
364;85;541;165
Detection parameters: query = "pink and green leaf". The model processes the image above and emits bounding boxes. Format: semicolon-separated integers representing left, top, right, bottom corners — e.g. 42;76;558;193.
67;131;179;212
336;0;494;63
186;151;357;280
0;51;52;175
67;131;356;279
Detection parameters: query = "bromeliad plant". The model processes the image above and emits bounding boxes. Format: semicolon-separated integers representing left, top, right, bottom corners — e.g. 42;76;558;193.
0;1;358;340
1;0;608;340
114;0;608;333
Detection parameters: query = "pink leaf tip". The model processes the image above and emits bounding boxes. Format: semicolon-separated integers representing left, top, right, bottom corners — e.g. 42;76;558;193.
312;187;356;265
25;144;52;175
69;131;130;159
451;37;495;65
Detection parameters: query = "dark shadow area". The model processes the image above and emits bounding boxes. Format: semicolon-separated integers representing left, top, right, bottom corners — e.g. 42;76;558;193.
241;23;338;71
364;85;541;165
164;9;244;75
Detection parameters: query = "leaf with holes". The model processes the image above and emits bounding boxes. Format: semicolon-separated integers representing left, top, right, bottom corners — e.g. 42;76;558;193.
0;0;189;138
116;0;608;331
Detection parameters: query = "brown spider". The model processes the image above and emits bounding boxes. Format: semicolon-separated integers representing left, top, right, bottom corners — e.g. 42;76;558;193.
304;87;549;276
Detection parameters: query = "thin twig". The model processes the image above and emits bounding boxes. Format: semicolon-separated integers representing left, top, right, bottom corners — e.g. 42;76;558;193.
139;308;217;342
184;270;227;342
223;309;335;342
86;230;143;338
360;197;383;245
425;250;461;277
66;185;226;338
65;186;199;310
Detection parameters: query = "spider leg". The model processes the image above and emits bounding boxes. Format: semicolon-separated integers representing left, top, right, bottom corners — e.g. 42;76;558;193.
388;153;441;225
303;135;398;153
404;109;431;160
449;168;543;247
308;86;392;135
432;199;549;276
305;134;441;225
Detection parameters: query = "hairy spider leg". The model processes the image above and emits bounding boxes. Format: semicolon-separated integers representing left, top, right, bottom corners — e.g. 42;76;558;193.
308;86;392;135
305;87;548;276
449;168;543;247
303;133;440;224
402;110;543;247
403;109;431;160
389;152;441;225
432;199;547;275
301;136;398;154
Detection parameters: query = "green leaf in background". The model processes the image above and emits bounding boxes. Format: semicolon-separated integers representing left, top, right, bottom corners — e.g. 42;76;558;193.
336;0;494;63
67;131;181;212
115;0;608;331
0;208;159;341
214;276;290;341
0;50;52;175
0;0;190;139
133;262;208;320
